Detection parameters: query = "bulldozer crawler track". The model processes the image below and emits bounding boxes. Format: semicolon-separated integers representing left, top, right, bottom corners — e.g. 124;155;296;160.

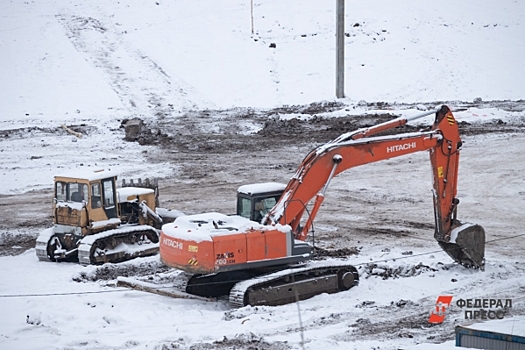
229;261;359;308
78;225;159;265
36;239;52;262
35;228;56;262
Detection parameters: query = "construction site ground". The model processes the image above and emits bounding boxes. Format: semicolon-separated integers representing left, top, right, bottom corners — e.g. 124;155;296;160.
1;101;524;349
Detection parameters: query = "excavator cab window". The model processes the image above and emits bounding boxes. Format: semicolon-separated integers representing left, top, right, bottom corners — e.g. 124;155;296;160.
238;197;252;220
253;197;278;222
236;185;285;223
237;195;282;223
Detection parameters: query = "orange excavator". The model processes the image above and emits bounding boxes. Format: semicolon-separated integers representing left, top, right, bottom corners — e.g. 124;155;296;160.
159;105;485;307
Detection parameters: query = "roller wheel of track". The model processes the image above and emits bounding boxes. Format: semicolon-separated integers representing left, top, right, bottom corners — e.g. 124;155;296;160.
338;268;356;290
46;236;60;262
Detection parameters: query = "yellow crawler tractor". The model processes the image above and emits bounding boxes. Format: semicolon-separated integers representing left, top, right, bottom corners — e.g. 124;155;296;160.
36;169;181;265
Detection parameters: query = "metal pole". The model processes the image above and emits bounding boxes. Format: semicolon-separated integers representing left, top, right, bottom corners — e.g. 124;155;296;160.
336;0;345;98
251;0;254;35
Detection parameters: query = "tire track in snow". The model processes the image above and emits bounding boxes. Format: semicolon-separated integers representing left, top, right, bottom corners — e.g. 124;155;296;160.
56;13;214;118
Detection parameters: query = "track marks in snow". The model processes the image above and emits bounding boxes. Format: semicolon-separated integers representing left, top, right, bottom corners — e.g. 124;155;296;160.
56;13;213;118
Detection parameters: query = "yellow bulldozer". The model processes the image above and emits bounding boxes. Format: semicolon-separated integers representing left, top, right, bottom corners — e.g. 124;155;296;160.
36;169;181;265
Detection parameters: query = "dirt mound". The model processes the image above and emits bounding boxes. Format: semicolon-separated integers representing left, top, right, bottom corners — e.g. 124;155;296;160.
362;262;437;280
256;113;408;139
121;118;169;145
459;118;525;136
139;101;525;163
269;100;345;115
187;333;291;350
73;260;172;282
313;246;360;258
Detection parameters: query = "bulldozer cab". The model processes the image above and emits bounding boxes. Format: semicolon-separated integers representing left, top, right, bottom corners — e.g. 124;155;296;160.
236;183;286;223
54;169;120;235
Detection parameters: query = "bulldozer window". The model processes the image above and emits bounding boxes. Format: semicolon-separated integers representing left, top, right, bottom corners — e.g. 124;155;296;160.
102;180;115;207
65;183;88;203
91;183;102;209
101;179;117;219
55;181;67;201
55;181;79;202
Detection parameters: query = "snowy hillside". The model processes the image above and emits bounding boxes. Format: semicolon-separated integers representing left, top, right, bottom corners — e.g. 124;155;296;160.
2;0;524;116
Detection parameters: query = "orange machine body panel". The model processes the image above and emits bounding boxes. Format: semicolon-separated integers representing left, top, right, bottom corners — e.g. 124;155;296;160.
160;213;290;274
160;233;215;274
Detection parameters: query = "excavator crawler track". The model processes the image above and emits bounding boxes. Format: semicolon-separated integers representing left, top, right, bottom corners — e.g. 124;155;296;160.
229;261;359;308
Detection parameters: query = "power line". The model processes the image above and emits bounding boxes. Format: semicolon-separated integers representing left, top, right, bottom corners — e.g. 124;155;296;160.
485;232;525;244
0;288;128;298
352;248;447;267
353;231;525;266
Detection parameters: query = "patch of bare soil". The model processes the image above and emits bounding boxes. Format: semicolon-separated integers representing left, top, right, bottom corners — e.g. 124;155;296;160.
0;231;39;256
128;100;525;155
156;333;291;350
0;189;50;256
72;260;172;282
188;333;291;350
348;312;441;342
0;124;99;140
313;246;361;258
362;262;438;280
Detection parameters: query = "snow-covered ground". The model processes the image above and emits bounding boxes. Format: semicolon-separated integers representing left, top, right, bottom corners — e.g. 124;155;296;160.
1;0;524;349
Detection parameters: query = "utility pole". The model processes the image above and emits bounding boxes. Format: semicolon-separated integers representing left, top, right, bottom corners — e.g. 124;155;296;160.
336;0;345;98
251;0;254;35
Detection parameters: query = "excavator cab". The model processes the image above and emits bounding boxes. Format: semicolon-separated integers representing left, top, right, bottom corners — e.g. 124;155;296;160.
236;182;286;223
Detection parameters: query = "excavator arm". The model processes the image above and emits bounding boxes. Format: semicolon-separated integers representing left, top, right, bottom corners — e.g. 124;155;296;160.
158;105;484;306
265;105;485;269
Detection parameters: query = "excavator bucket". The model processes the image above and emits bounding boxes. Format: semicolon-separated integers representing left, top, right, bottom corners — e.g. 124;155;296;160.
436;222;485;271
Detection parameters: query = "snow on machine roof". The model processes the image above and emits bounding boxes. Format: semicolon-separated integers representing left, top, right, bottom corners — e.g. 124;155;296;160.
55;168;119;182
237;182;286;195
162;212;290;243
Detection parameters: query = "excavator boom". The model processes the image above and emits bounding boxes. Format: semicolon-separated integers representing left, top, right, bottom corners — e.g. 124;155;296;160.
264;105;484;269
159;105;485;306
